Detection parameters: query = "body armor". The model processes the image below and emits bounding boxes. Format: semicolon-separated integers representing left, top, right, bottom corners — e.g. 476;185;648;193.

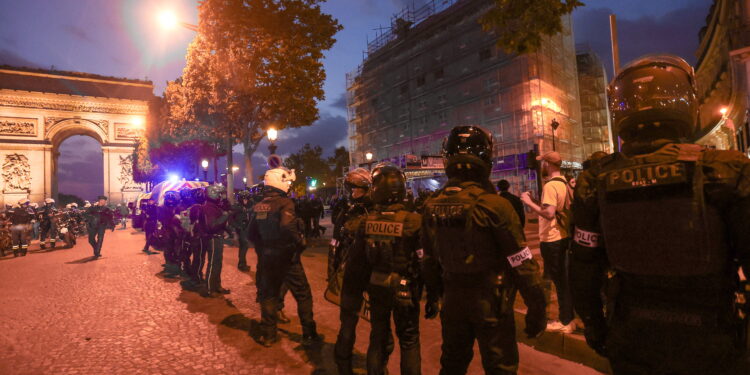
363;205;419;285
424;183;518;276
593;144;730;276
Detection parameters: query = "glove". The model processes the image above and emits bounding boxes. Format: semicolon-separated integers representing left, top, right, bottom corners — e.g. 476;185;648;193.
583;322;608;357
424;299;440;319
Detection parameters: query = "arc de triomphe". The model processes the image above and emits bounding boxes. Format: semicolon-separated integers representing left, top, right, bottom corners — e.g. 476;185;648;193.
0;66;152;206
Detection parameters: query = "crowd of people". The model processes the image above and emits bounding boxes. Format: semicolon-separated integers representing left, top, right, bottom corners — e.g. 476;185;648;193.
2;54;748;375
0;196;126;257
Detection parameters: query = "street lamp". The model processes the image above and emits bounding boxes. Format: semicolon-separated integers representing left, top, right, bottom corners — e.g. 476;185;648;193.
550;119;560;152
365;152;373;170
267;127;278;155
232;165;239;173
201;159;209;182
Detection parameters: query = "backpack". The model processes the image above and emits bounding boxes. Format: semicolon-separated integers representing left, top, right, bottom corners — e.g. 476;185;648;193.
547;177;574;235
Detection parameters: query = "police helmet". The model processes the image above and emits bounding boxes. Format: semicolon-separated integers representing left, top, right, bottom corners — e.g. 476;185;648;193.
164;191;180;207
264;167;296;193
609;54;698;142
370;163;406;205
45;198;55;205
442;125;494;178
178;187;193;202
236;190;252;205
192;187;207;204
345;168;372;192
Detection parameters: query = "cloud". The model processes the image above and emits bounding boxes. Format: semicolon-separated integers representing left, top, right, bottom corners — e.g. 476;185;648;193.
573;2;713;79
0;49;41;68
60;24;95;44
330;92;348;111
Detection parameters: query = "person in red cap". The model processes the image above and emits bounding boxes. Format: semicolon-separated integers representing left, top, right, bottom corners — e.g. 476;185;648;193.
520;151;575;333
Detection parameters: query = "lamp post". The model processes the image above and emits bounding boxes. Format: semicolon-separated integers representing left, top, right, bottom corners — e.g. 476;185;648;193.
550;118;560;152
365;152;373;170
267;127;278;155
201;159;209;182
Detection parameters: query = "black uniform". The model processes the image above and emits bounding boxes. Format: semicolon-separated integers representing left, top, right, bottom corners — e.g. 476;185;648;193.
198;197;230;296
422;180;547;375
333;196;395;375
360;203;423;375
157;204;181;274
8;205;33;256
85;204;114;257
248;186;316;345
141;203;158;253
570;143;750;375
230;200;252;271
39;204;59;248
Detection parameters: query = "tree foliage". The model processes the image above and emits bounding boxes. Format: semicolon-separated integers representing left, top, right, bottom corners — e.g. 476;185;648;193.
166;0;342;186
480;0;584;54
284;143;348;195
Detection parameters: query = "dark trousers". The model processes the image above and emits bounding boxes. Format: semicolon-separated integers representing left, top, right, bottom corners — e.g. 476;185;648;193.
40;221;57;245
10;224;29;254
205;236;224;292
189;236;209;283
282;257;316;334
177;233;192;274
88;226;106;256
539;238;574;325
237;228;249;268
258;248;295;338
143;221;156;251
440;285;518;375
367;284;421;375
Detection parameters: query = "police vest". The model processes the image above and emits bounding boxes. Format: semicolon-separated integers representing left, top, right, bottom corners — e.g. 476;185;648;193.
596;146;728;276
363;210;412;278
424;185;505;275
253;199;282;242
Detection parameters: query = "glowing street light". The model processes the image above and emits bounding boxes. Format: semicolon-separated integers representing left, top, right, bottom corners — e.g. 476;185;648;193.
267;127;279;155
201;159;209;181
232;165;240;173
719;107;728;116
365;152;374;170
158;10;178;30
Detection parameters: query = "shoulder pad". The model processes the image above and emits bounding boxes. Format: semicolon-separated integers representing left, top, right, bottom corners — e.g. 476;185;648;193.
676;143;705;162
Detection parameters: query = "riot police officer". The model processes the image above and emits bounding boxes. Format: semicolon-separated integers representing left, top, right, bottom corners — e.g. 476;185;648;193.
182;187;209;291
422;125;547;374
199;185;231;297
9;199;34;256
176;188;195;276
39;198;58;249
85;195;114;258
231;190;253;272
249;167;318;346
358;163;424;375
333;168;395;375
570;55;750;375
159;191;182;277
141;199;158;255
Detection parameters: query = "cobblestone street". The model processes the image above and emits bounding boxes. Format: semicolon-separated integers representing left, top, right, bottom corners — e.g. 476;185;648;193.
0;221;602;375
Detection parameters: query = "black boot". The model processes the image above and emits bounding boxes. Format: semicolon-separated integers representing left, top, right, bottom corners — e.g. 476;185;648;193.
302;322;321;346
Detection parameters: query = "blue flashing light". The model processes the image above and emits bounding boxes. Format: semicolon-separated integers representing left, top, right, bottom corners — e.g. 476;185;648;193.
168;174;180;183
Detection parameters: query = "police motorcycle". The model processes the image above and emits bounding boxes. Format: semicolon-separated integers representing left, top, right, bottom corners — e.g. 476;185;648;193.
54;208;77;248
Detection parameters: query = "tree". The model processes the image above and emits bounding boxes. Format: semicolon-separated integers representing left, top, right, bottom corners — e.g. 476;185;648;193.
480;0;584;54
284;144;347;195
169;0;342;200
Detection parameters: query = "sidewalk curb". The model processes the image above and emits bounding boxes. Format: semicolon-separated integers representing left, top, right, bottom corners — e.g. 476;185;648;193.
514;309;612;374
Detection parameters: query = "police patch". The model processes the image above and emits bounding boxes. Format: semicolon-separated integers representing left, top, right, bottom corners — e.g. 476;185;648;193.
605;163;687;191
574;227;601;248
507;247;532;268
426;203;465;217
365;221;404;237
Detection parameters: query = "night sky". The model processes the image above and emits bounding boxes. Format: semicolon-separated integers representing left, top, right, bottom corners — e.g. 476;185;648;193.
0;0;712;199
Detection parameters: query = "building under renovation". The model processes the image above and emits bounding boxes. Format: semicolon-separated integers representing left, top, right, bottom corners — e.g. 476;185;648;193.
346;0;583;194
576;47;614;156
